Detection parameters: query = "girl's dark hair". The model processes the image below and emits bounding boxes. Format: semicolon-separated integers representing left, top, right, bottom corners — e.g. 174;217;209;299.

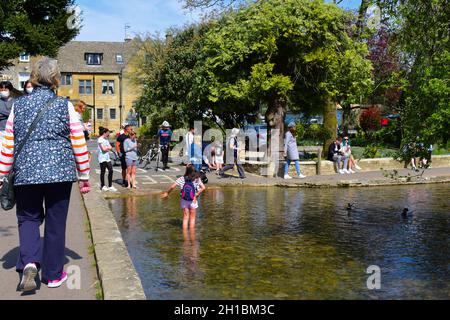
99;127;109;136
23;80;32;92
0;81;13;91
184;164;196;180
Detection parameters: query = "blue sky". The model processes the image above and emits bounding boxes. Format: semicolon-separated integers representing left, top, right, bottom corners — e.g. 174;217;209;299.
75;0;362;42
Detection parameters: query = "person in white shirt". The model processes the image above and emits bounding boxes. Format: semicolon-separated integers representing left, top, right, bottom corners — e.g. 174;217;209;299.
98;127;117;192
185;125;195;164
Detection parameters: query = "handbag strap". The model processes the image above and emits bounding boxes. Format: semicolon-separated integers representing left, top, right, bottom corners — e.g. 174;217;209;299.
14;96;58;161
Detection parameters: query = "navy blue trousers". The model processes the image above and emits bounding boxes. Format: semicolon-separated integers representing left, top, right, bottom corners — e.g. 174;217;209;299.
15;182;73;281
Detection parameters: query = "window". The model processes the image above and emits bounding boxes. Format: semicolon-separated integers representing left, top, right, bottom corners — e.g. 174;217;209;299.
18;72;30;90
102;80;115;95
79;80;92;94
116;54;124;64
109;108;117;120
61;74;72;86
85;53;103;65
96;108;104;120
19;53;30;62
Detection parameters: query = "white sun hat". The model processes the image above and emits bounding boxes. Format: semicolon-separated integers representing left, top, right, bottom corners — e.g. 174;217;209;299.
161;121;171;127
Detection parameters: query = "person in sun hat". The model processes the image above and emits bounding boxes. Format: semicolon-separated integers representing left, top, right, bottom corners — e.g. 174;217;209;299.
157;120;173;170
219;128;246;179
284;122;306;179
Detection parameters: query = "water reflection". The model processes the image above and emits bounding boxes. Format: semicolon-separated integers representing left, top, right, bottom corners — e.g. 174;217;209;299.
109;184;450;300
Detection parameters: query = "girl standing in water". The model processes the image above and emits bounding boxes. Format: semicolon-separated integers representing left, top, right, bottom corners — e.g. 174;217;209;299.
161;165;206;230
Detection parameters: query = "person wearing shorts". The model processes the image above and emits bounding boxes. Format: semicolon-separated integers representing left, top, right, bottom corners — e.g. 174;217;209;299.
124;132;139;189
116;125;132;187
161;165;206;230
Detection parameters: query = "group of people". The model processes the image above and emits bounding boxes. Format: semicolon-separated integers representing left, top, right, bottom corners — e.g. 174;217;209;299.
327;136;362;174
0;57;91;292
97;124;140;191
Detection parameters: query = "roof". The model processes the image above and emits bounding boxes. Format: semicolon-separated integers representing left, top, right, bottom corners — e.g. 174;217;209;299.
56;40;137;74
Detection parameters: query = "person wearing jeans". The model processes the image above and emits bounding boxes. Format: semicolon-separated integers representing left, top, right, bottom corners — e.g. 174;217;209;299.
0;57;91;293
219;128;246;179
284;122;306;179
98;127;116;192
328;137;350;174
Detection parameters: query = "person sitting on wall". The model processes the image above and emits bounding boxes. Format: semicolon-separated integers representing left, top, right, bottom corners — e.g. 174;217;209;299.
327;137;350;174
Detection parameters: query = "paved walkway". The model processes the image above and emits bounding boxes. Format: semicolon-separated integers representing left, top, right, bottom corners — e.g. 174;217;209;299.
0;185;97;300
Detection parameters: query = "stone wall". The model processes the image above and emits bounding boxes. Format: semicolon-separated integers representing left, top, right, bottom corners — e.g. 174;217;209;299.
281;155;450;177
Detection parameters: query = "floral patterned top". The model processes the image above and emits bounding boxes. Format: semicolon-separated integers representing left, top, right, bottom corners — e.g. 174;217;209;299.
0;86;90;185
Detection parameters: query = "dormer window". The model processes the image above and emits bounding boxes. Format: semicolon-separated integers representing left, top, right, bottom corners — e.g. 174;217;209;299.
116;54;124;64
19;53;30;62
85;53;103;65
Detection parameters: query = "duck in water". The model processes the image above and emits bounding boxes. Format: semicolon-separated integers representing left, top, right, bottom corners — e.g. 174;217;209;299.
402;208;409;218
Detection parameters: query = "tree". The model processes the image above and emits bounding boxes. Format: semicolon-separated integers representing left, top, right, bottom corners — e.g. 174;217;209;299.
377;0;450;145
0;0;79;70
200;0;373;155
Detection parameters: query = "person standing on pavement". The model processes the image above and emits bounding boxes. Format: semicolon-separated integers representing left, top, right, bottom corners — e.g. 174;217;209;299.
22;80;34;96
185;125;195;165
219;128;246;179
0;81;15;140
74;100;90;141
0;57;91;292
284;122;306;180
158;121;173;170
124;131;139;189
116;124;133;187
98;127;117;192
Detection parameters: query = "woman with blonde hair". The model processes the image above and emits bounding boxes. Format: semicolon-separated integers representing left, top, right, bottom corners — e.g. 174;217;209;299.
0;57;91;292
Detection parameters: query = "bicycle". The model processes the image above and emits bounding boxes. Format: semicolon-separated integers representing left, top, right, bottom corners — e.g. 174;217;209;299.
138;142;161;171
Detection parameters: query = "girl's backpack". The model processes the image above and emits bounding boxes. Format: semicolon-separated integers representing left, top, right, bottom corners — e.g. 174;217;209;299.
181;178;196;201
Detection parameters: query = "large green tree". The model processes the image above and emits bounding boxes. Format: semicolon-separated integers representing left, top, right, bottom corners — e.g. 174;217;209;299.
0;0;79;70
200;0;373;153
377;0;450;145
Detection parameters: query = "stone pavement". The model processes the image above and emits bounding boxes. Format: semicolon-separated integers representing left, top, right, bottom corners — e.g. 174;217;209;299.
0;185;97;300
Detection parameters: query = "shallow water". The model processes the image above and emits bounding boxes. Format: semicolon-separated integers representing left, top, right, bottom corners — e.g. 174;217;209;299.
108;184;450;300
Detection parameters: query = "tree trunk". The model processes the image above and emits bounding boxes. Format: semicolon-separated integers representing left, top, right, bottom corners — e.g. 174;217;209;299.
355;0;371;39
323;99;338;157
265;98;286;158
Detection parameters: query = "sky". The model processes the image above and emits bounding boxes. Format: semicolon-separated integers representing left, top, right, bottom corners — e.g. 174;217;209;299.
75;0;362;42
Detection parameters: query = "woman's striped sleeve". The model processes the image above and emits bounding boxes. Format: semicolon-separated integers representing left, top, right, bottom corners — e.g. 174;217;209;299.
0;106;15;178
68;102;90;180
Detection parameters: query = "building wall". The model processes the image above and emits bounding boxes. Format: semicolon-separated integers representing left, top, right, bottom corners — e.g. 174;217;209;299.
56;74;139;135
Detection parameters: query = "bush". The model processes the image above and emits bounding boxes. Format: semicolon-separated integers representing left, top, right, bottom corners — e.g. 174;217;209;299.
360;107;382;134
362;144;380;158
373;122;402;148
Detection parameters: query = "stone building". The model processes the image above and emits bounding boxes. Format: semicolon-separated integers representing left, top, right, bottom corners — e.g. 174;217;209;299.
0;40;142;134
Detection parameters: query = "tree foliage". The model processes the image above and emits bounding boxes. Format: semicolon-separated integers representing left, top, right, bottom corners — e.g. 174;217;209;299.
0;0;79;70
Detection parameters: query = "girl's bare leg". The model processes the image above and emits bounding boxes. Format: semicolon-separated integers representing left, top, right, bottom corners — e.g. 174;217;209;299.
183;208;190;230
189;208;196;229
126;167;132;189
132;166;137;188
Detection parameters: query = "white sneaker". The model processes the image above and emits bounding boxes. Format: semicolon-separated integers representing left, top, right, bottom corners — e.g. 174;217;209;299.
344;169;351;174
284;175;293;180
339;169;345;174
355;164;362;170
101;186;109;192
298;174;307;179
349;169;356;174
108;186;118;192
19;263;38;292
